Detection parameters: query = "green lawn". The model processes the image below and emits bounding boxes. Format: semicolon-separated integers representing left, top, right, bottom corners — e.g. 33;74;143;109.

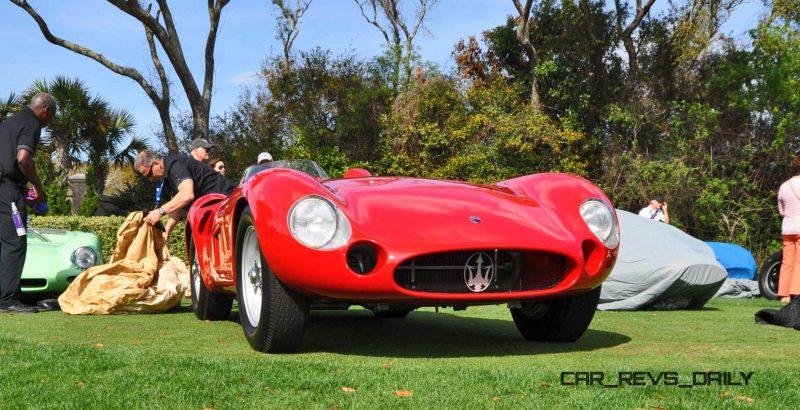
1;297;798;409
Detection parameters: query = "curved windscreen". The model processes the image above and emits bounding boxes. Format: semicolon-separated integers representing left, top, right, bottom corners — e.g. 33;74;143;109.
239;159;329;184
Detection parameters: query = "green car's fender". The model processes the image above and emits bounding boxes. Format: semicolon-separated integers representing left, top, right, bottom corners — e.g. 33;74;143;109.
21;228;103;294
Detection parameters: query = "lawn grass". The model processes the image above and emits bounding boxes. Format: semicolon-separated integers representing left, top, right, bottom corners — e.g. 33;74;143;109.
1;297;798;409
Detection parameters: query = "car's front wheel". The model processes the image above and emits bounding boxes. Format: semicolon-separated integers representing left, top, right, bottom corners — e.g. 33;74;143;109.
758;250;782;301
189;233;232;320
236;207;308;353
510;287;601;342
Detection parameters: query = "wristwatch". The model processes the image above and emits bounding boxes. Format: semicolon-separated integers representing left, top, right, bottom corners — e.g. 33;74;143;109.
157;207;166;216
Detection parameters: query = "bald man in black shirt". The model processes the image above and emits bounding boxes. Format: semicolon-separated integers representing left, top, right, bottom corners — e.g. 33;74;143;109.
0;93;56;313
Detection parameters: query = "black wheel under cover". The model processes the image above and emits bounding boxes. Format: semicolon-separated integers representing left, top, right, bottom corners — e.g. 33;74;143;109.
189;232;232;320
510;287;601;342
236;207;308;353
758;250;782;301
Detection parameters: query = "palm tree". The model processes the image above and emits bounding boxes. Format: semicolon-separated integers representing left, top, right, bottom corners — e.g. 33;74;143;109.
0;92;22;120
85;108;147;195
23;76;149;196
23;76;98;183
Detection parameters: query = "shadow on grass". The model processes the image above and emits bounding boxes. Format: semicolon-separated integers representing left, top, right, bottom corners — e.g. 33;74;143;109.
290;310;630;357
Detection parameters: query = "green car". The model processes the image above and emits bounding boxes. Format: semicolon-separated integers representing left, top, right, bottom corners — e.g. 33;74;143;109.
21;228;102;294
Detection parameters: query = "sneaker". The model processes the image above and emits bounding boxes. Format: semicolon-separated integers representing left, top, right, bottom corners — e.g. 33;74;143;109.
0;303;39;313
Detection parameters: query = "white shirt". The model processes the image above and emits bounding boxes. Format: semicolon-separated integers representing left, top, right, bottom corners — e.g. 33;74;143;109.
639;207;666;223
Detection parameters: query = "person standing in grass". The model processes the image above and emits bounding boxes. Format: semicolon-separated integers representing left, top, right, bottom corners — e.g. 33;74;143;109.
777;170;800;304
0;93;56;314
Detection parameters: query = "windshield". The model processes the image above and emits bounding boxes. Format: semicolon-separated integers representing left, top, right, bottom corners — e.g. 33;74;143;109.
239;159;329;184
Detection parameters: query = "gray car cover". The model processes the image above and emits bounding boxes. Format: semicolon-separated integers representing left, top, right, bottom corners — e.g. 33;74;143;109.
598;210;728;310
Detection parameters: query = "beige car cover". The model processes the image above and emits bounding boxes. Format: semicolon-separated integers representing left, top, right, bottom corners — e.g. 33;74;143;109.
58;211;190;314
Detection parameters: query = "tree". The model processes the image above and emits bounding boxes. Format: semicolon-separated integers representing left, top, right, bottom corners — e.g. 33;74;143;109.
21;76;148;196
84;108;148;195
0;93;22;120
271;0;312;70
670;0;744;88
22;76;99;182
355;0;439;92
612;0;657;96
10;0;232;153
511;0;543;111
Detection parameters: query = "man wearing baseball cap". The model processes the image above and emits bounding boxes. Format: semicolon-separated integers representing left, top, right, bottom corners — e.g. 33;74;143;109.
257;152;273;164
189;138;214;162
638;194;670;224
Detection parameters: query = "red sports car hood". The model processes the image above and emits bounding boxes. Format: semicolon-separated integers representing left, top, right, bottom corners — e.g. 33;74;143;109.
323;177;584;254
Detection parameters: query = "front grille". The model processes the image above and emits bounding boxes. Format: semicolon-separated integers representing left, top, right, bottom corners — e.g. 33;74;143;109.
394;249;568;293
20;279;47;288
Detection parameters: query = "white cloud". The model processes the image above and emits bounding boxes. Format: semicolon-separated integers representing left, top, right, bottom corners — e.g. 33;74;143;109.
227;71;260;86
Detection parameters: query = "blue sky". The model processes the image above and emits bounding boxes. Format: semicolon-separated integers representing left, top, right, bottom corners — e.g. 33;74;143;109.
0;0;764;144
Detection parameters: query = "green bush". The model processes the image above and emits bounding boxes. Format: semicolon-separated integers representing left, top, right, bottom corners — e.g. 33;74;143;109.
30;214;187;264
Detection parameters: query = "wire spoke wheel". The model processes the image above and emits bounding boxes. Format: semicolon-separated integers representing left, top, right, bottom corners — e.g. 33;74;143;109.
241;226;263;327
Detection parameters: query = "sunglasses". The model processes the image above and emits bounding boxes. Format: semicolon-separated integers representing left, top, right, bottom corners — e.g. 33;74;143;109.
216;165;226;170
144;161;159;178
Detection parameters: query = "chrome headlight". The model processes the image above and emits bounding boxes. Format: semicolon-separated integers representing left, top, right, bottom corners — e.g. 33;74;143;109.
288;196;351;250
580;199;619;248
72;247;98;269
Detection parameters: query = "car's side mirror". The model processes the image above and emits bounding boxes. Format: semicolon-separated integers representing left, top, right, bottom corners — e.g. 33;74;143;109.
343;168;372;178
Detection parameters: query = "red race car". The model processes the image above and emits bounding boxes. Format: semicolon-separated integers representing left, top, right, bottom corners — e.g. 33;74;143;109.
186;160;619;353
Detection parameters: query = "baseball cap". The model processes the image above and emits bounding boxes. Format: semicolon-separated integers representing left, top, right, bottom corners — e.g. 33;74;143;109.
190;138;214;151
257;152;273;163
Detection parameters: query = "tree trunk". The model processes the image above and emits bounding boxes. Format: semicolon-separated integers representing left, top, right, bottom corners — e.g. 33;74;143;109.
512;0;543;112
11;0;231;153
613;0;657;97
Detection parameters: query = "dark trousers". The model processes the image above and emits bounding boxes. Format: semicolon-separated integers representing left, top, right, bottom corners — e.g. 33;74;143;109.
0;182;26;307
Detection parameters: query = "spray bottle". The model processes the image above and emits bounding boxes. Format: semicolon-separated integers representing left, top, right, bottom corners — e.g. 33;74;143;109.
11;202;26;236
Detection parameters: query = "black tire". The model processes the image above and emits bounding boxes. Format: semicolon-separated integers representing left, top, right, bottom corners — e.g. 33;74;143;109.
189;233;233;320
510;287;601;342
758;250;782;301
236;207;308;353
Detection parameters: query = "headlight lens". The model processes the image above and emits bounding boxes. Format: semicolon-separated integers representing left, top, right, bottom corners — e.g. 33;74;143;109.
580;199;619;248
288;196;351;249
72;247;98;269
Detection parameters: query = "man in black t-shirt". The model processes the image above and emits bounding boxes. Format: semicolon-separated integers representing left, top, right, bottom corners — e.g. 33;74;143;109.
134;149;235;241
0;93;56;314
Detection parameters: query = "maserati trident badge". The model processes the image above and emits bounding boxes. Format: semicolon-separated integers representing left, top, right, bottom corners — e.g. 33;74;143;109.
464;252;494;292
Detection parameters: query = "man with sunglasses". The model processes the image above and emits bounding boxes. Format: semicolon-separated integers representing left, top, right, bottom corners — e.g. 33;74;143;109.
189;138;214;163
135;149;234;241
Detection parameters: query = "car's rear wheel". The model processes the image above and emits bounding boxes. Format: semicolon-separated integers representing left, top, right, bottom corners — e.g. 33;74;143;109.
236;207;308;353
189;233;232;320
510;287;601;342
758;250;782;301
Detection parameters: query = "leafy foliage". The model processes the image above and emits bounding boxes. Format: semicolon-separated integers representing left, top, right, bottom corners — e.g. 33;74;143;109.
79;165;99;217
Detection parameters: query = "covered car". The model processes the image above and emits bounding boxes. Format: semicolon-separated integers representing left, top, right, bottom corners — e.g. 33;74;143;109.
21;228;102;294
598;210;727;310
705;242;757;280
187;160;620;353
